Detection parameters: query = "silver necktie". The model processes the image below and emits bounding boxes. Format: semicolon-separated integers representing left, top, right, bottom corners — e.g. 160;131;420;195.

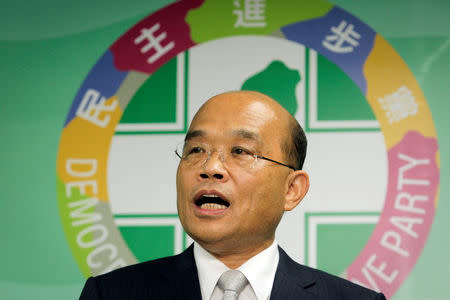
217;270;249;300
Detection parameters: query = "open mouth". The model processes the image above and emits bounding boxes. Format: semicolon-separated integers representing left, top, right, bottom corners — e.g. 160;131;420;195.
195;194;230;210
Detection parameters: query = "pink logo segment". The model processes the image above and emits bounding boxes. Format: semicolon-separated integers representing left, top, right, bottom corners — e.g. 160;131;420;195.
347;131;439;298
110;0;204;74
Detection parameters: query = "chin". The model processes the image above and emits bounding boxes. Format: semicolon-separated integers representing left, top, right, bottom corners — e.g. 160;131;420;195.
187;227;230;246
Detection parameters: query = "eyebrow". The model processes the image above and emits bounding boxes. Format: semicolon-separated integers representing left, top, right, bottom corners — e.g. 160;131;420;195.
231;129;261;143
184;128;263;146
231;129;265;149
184;130;205;141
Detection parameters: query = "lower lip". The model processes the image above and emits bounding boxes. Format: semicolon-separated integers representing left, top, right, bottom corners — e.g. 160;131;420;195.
193;203;228;216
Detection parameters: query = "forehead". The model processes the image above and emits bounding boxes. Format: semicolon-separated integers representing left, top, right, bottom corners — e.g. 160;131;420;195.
185;129;264;150
187;93;289;148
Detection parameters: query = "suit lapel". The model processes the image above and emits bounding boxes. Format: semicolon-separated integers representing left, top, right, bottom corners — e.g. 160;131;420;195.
174;264;202;299
270;247;320;300
164;245;320;299
160;245;202;300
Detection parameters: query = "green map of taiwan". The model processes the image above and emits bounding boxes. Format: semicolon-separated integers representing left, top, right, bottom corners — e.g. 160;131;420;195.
241;60;300;116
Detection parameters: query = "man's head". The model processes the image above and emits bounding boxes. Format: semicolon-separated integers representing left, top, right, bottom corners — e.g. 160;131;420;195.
176;91;309;261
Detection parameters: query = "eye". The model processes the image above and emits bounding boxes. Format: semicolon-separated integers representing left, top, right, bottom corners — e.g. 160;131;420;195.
231;146;253;156
192;146;203;153
188;146;204;155
182;144;206;157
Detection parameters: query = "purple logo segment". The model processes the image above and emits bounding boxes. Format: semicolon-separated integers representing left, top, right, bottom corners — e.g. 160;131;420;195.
281;6;375;94
64;50;128;127
347;131;439;298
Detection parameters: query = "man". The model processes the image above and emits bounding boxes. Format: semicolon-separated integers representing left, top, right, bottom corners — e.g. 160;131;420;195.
80;91;385;299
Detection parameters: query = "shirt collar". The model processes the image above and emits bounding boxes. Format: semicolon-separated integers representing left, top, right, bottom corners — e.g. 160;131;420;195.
194;241;279;300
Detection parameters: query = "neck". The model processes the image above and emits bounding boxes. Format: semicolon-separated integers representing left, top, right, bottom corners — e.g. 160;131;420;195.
200;238;275;269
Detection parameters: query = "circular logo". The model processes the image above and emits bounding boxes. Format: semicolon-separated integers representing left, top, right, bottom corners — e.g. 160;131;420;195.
56;1;440;298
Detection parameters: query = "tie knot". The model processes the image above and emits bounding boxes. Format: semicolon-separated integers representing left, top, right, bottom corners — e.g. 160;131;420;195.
217;270;249;298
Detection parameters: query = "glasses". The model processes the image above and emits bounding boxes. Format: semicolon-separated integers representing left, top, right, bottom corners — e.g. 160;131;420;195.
175;142;296;170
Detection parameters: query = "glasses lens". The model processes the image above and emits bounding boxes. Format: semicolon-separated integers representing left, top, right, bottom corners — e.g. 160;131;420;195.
176;142;209;166
175;142;258;169
228;147;257;169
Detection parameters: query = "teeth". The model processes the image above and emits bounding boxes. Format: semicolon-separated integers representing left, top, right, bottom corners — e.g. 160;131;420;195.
201;203;227;210
203;194;219;197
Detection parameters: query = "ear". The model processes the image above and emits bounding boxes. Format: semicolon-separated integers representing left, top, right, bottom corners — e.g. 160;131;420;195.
284;170;309;211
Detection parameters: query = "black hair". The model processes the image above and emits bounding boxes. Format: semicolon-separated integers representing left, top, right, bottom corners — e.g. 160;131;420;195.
285;117;307;170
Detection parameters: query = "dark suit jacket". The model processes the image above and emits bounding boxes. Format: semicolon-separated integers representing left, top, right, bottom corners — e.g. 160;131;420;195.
80;245;385;299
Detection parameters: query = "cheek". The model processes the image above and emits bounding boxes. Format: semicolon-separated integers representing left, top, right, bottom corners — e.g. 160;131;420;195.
255;175;286;211
241;174;284;211
176;168;190;214
176;165;192;194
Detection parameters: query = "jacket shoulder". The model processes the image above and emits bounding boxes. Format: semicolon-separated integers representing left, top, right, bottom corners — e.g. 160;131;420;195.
97;253;181;281
308;265;384;299
79;248;198;300
276;247;385;299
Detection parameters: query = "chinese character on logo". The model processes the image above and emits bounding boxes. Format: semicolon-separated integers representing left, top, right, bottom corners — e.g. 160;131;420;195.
76;89;118;128
322;20;361;53
378;86;418;124
134;23;175;64
233;0;266;28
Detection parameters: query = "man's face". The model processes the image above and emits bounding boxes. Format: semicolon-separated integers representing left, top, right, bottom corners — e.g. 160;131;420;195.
176;92;294;255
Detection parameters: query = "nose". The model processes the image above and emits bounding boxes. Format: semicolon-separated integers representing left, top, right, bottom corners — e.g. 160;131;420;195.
199;149;229;181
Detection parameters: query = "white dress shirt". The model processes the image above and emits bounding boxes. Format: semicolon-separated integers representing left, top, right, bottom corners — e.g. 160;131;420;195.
193;241;279;300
